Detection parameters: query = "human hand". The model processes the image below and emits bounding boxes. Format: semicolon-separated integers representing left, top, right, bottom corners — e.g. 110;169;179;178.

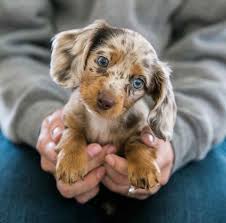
102;132;174;200
36;109;115;203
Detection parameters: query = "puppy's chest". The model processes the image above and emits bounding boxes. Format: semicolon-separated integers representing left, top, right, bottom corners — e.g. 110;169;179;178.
85;114;128;146
84;100;150;146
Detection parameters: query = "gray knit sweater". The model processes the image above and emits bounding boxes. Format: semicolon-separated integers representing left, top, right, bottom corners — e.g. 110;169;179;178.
0;0;226;172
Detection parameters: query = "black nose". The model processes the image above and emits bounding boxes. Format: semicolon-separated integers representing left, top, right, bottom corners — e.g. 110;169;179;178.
97;92;115;110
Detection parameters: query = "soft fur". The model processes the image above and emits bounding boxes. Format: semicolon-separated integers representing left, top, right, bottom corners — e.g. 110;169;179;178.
50;20;177;190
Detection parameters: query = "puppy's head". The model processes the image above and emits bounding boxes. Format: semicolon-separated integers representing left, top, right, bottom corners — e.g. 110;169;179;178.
50;20;177;140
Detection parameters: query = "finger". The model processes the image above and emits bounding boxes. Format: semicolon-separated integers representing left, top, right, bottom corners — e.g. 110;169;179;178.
87;151;106;173
140;132;155;147
42;141;57;164
75;186;99;204
57;167;105;198
131;194;150;200
51;126;63;143
42;109;63;143
102;144;117;155
86;144;103;160
86;144;116;173
47;109;64;124
104;163;129;186
141;132;171;170
105;154;128;176
49;122;64;143
102;175;128;195
40;157;55;174
130;185;161;196
36;122;50;150
157;141;174;166
159;165;171;185
126;185;161;200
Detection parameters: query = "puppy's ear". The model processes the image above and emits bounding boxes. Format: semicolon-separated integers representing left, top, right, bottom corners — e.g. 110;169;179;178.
50;20;109;88
148;61;177;141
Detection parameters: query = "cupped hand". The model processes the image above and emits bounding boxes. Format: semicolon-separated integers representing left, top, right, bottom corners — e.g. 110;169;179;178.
36;109;115;203
102;132;174;200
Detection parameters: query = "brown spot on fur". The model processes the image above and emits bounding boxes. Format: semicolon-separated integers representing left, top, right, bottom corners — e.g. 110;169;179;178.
121;39;125;45
96;67;108;75
130;64;144;75
89;68;94;72
110;50;125;64
56;70;72;83
124;114;140;129
142;58;150;68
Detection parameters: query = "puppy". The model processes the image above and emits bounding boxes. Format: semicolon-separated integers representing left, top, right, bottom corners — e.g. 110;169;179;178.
50;20;177;191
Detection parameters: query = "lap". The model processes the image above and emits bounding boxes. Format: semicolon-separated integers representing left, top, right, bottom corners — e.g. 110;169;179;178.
1;132;226;223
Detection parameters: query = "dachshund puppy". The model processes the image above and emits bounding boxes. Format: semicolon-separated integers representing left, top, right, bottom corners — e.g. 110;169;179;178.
50;20;177;191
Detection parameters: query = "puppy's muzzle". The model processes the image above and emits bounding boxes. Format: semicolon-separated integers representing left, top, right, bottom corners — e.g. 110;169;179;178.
97;91;115;110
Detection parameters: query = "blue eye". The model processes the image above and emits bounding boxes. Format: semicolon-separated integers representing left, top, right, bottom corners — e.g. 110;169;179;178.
132;78;145;89
97;56;109;67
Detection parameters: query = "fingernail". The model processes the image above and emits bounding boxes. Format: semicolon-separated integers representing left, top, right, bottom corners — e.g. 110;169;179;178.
46;141;56;149
47;115;54;123
52;127;62;139
105;145;116;154
105;155;115;167
97;167;105;179
147;134;154;143
46;142;57;163
87;144;102;157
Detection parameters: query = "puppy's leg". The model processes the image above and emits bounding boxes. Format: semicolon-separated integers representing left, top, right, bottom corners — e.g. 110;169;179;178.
56;112;87;184
125;136;160;191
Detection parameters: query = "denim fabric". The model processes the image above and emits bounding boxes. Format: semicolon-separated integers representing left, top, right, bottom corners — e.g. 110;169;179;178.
0;132;226;223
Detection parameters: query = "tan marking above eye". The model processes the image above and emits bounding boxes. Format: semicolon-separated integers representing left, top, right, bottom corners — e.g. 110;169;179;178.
110;50;125;64
130;64;144;76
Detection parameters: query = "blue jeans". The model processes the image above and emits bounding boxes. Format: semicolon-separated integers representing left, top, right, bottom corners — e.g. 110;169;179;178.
0;132;226;223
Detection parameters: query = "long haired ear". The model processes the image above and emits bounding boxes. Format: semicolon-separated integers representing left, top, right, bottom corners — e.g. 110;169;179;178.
50;20;109;88
148;61;177;141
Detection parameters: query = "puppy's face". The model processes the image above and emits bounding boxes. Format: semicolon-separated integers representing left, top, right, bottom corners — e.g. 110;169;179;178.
80;30;156;119
50;20;177;140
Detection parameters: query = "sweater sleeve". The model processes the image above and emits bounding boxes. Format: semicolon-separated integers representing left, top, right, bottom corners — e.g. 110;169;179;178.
166;0;226;172
0;1;69;147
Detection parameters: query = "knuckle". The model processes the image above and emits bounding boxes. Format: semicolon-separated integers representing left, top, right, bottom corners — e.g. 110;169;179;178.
136;195;149;200
40;158;49;172
57;185;74;198
37;142;46;155
76;196;87;204
160;177;168;186
93;186;100;195
42;117;50;128
36;140;42;151
107;182;118;192
36;134;45;150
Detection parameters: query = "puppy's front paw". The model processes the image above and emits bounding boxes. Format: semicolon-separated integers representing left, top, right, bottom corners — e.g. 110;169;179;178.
128;160;160;191
56;149;87;184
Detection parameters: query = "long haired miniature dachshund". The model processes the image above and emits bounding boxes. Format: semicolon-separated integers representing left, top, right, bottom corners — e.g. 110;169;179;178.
50;20;177;191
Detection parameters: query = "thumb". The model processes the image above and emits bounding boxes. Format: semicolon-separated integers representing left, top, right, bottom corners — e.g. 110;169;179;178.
140;131;155;147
